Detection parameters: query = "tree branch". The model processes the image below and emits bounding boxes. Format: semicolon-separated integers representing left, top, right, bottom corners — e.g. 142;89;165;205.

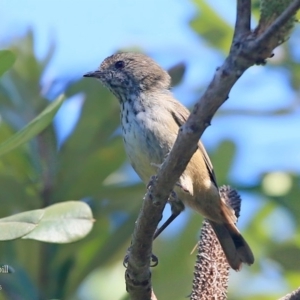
124;185;160;300
124;2;300;299
279;287;300;300
233;0;251;40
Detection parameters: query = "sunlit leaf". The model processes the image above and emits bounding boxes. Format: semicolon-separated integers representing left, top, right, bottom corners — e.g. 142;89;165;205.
0;201;94;243
0;50;16;77
0;209;44;240
0;94;64;157
23;201;94;243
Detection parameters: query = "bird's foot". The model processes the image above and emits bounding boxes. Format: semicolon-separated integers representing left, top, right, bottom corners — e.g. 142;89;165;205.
168;190;185;215
150;253;159;267
146;175;157;189
123;247;159;268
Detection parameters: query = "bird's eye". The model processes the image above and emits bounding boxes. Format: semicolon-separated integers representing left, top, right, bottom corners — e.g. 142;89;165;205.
115;60;125;69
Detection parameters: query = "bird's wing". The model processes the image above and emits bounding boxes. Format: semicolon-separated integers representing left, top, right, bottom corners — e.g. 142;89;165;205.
170;100;218;188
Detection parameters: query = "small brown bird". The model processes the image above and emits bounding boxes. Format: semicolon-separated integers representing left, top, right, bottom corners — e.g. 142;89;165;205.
84;52;254;270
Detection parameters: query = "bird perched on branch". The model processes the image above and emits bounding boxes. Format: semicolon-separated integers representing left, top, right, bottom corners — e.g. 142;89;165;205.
84;52;254;270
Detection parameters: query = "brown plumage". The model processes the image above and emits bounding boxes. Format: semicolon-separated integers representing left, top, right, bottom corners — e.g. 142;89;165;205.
84;52;254;270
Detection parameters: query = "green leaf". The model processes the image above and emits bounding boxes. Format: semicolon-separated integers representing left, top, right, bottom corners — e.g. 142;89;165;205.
210;139;236;184
63;79;119;153
190;0;233;52
269;244;300;271
0;209;44;240
0;200;93;244
0;94;64;157
0;50;16;77
57;137;126;200
22;201;94;243
55;80;124;200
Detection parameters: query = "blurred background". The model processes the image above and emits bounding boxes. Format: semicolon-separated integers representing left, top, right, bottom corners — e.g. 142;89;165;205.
0;0;300;299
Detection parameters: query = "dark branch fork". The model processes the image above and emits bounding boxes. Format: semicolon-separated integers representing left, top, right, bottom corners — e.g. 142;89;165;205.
124;1;300;299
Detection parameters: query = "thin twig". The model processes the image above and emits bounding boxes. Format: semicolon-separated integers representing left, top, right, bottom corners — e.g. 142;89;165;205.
255;0;300;47
233;0;251;40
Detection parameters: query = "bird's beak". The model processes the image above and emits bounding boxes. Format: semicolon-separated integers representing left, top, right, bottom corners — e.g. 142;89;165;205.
83;70;102;78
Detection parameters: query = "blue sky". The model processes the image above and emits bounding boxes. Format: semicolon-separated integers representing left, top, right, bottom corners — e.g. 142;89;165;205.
0;0;198;74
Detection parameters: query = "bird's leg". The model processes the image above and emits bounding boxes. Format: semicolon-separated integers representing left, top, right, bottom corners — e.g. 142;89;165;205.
147;175;185;239
124;191;183;268
131;177;184;267
153;211;180;239
153;190;184;239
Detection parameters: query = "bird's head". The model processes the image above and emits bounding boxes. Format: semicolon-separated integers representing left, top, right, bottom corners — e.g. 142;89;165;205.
84;52;171;101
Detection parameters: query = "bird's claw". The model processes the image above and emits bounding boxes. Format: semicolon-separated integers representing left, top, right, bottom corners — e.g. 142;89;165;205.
168;189;185;215
147;175;157;189
123;250;159;268
123;252;130;268
150;253;159;267
123;246;133;268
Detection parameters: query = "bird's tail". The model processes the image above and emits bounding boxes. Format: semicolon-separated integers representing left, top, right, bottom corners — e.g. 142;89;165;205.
209;220;254;271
